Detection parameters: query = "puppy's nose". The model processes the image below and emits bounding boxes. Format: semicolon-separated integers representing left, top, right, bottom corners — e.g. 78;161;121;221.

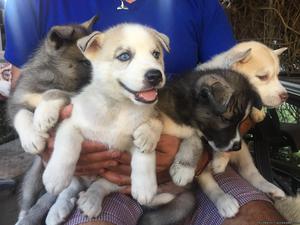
145;69;163;86
232;141;241;151
279;92;288;102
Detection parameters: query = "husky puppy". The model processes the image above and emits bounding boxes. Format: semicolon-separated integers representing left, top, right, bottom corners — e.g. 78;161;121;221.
43;24;170;224
7;16;99;154
197;41;288;121
9;17;99;224
139;68;263;225
194;42;287;217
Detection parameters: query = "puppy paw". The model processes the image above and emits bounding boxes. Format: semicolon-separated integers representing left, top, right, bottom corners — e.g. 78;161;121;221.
131;173;157;205
43;165;73;195
170;163;195;186
46;197;76;225
216;194;239;218
250;107;265;123
20;129;48;154
77;191;104;218
34;101;61;132
212;159;228;174
260;183;285;199
133;123;159;153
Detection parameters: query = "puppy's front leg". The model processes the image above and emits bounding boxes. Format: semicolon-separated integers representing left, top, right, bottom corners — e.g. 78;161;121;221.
14;109;49;154
211;152;230;174
131;148;157;205
170;133;202;186
230;141;285;198
197;165;239;218
133;117;163;153
34;89;72;132
43;119;83;195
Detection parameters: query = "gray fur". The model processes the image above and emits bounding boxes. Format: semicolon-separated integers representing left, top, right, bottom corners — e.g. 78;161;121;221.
8;17;98;224
158;69;261;149
16;193;57;225
138;191;196;225
19;156;44;212
7;21;95;120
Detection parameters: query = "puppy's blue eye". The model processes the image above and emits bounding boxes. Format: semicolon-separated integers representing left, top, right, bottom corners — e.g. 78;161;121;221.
117;52;131;62
152;50;160;59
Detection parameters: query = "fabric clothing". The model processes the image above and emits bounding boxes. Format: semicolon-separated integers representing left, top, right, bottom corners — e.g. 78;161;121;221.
4;0;236;76
65;167;271;225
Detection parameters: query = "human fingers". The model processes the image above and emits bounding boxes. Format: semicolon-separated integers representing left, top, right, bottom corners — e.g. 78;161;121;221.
99;170;131;186
77;150;121;166
106;164;131;176
75;160;118;175
81;140;109;154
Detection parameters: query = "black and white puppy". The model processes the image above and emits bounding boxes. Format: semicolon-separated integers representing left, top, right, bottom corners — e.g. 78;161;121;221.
139;68;262;225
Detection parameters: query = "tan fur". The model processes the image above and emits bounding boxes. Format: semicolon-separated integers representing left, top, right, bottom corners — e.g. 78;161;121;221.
274;195;300;222
22;93;42;108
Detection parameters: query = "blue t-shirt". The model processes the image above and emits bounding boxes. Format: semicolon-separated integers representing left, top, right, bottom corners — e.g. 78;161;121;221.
4;0;235;76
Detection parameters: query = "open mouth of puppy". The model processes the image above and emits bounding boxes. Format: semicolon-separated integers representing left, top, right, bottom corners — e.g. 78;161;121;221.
118;81;158;104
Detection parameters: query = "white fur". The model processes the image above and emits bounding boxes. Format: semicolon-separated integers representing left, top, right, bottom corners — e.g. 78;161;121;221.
34;98;66;132
14;109;49;154
43;24;168;218
197;165;239;218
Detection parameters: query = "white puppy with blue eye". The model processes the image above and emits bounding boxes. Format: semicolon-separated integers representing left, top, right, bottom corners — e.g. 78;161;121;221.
42;23;170;223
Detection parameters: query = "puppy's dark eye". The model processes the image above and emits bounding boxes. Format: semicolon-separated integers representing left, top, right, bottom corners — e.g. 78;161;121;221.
256;74;268;81
117;52;132;62
79;59;91;66
152;50;160;59
220;116;231;123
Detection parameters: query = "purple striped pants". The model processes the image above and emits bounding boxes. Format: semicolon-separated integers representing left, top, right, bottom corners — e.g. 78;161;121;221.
65;167;271;225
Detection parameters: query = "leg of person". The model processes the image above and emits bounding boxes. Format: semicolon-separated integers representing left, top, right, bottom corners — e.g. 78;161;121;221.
64;193;143;225
191;166;286;225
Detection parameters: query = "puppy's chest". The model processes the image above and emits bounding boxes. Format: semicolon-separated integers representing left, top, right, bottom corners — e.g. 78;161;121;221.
73;102;152;151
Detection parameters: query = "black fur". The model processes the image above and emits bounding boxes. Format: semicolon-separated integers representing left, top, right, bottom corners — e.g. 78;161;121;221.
158;69;262;150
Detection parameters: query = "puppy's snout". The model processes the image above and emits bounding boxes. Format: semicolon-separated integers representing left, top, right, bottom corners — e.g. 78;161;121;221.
145;69;163;86
232;141;241;151
279;92;288;102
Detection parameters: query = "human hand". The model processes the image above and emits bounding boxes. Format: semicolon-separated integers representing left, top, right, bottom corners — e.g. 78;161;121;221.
77;134;181;194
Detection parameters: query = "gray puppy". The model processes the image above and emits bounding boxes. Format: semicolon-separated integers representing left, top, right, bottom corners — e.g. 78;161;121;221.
8;16;98;225
7;16;97;155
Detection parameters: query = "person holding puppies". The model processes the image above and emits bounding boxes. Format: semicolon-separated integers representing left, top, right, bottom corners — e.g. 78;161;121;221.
5;0;286;224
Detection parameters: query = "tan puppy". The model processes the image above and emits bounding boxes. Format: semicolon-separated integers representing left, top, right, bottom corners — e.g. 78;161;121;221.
198;41;288;122
195;42;287;218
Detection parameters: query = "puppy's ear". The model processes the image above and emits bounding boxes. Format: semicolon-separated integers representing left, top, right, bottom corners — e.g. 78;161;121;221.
273;47;287;56
227;48;252;66
150;29;170;53
48;26;75;50
77;31;103;60
81;15;99;31
198;81;232;114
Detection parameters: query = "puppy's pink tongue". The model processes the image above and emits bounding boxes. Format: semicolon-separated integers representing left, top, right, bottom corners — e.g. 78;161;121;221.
137;89;157;101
